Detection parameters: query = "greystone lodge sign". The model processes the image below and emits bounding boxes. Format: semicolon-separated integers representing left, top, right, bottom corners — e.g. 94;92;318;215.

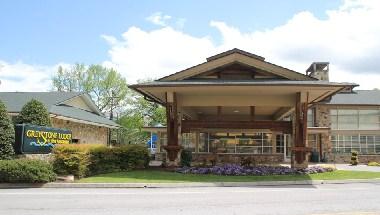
15;124;72;154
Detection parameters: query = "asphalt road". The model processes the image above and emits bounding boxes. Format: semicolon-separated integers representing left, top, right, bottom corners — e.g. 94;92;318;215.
1;183;380;215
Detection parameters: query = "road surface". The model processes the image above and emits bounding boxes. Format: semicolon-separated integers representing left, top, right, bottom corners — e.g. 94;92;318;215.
1;183;380;215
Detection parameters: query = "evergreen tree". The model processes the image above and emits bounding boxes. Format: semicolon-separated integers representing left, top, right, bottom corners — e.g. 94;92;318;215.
17;99;51;126
0;100;15;159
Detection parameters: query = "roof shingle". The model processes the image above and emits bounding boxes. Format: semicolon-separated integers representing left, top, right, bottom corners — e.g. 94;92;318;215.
0;92;119;128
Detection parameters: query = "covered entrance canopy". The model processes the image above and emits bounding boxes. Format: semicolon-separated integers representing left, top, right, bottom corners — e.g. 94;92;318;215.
130;49;357;168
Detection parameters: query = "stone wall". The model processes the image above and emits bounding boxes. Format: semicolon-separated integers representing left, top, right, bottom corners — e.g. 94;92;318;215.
51;118;108;144
16;154;54;162
314;105;333;158
315;105;330;127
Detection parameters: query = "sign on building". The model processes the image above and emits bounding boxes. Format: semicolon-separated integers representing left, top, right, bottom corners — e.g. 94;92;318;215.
15;124;72;154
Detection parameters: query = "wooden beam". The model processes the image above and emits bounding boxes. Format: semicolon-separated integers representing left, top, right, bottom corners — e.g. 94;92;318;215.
272;107;294;120
164;92;181;162
217;106;222;121
250;106;255;121
177;95;295;107
181;120;292;133
292;92;309;166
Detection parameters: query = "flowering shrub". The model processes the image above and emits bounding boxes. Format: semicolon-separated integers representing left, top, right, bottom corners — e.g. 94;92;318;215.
176;164;334;176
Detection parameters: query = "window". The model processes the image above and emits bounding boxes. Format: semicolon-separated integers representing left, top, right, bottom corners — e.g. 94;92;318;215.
307;134;318;152
159;133;167;152
338;109;358;130
198;133;208;153
307;109;315;127
182;133;196;152
276;134;284;153
330;109;338;130
193;132;273;154
332;134;380;154
359;110;380;130
330;108;380;130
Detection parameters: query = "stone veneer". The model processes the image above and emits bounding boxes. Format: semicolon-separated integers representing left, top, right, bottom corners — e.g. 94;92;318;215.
51;118;108;144
314;105;333;158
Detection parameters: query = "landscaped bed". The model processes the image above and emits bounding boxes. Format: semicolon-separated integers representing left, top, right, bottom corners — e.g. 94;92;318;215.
175;164;334;176
78;169;380;183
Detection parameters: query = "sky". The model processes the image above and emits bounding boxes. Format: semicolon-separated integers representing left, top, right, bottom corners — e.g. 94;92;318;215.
1;0;380;91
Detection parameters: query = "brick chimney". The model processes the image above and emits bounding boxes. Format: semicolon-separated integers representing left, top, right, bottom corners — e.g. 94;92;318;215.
306;62;329;81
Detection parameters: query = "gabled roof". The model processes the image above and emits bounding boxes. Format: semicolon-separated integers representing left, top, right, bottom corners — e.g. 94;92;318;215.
158;48;317;81
0;92;83;112
0;92;119;128
326;90;380;106
129;49;358;107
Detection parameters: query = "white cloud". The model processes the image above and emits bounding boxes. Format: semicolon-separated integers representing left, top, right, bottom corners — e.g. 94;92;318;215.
2;0;380;92
102;26;216;82
0;61;62;92
146;12;172;26
104;0;380;89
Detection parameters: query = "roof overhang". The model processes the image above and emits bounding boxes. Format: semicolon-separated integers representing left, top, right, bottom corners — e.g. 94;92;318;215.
130;81;358;106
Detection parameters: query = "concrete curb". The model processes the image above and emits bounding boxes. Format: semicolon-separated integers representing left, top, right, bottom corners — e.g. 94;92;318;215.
1;179;380;189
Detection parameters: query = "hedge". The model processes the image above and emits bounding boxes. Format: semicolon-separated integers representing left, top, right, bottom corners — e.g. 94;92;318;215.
52;144;150;178
52;144;92;178
0;159;56;183
88;146;120;174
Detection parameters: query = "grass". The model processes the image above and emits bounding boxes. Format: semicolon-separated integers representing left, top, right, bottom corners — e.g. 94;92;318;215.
78;170;380;183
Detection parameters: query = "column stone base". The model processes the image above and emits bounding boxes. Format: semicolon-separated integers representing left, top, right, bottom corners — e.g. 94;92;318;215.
291;161;308;169
163;145;182;167
290;152;309;169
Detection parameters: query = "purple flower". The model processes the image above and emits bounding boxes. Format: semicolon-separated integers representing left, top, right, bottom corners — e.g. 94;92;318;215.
175;164;333;176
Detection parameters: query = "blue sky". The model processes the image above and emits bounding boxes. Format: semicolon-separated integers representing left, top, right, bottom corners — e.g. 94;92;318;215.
1;0;380;91
0;0;341;65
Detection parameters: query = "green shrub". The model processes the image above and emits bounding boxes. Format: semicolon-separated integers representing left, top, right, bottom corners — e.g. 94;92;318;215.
0;159;56;183
118;144;150;170
88;146;120;174
0;100;15;159
53;144;150;177
17;99;51;126
180;149;192;167
350;151;359;165
368;161;380;166
52;144;90;178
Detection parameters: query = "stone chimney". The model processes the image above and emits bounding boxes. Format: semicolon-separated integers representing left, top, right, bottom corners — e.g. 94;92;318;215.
306;62;329;81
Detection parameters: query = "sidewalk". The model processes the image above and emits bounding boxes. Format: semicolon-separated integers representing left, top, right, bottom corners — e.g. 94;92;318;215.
333;164;380;172
280;163;380;172
1;178;380;189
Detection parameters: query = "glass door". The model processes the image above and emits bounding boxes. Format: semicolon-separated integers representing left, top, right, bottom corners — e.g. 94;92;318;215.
284;134;291;162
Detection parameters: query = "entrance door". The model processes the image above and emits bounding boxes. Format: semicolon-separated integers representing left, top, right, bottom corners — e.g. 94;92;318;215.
284;134;291;162
276;134;291;162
